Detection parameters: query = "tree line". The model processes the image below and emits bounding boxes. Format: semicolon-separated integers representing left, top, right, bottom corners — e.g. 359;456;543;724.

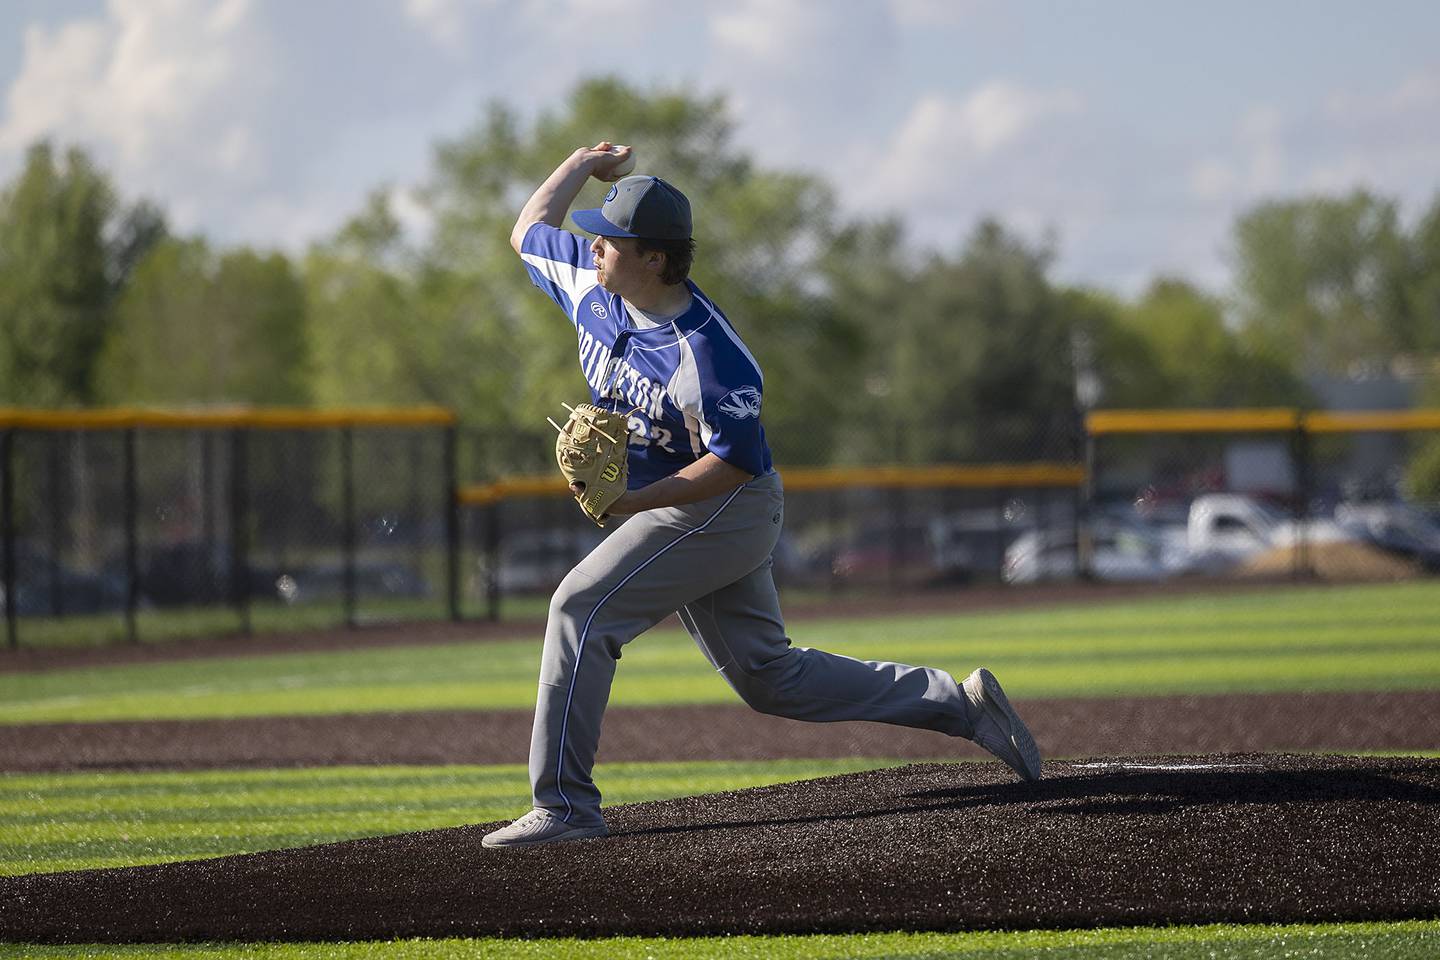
2;77;1438;486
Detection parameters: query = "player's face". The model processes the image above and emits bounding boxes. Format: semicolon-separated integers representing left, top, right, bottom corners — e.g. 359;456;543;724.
591;235;650;295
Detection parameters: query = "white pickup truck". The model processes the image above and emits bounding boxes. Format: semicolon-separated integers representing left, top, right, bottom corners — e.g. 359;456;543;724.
1186;494;1354;567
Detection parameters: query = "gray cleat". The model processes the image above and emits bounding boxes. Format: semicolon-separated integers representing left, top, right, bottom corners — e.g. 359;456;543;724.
481;809;609;849
962;667;1042;781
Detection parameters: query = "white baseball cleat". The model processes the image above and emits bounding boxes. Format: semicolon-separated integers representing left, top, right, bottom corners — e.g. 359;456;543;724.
481;809;608;849
962;667;1042;782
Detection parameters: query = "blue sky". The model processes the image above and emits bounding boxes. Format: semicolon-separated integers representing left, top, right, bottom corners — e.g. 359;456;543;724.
2;0;1438;294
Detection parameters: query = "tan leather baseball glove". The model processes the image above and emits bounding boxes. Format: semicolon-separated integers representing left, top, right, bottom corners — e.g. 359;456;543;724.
549;403;632;526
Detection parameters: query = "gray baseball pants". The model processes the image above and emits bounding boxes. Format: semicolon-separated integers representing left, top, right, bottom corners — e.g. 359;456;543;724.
528;470;976;825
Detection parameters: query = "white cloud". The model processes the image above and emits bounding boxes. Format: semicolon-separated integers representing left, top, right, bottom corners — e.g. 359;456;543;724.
889;0;990;27
404;0;474;52
703;0;902;170
859;82;1083;212
0;0;273;232
1187;67;1440;216
0;0;463;248
0;20;110;153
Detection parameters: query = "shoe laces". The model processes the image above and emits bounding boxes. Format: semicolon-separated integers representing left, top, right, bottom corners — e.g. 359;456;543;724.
513;809;550;829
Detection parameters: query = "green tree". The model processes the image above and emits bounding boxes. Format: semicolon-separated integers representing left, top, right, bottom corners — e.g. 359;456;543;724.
98;239;309;404
305;190;424;408
1404;193;1440;358
870;220;1076;462
1232;191;1413;376
1104;278;1304;408
0;142;161;405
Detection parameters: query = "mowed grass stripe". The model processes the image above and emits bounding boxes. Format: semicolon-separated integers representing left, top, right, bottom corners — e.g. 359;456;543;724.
3;582;1439;724
4;921;1440;958
0;759;895;876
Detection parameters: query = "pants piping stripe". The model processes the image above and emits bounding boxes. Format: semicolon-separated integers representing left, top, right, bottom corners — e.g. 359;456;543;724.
554;484;747;822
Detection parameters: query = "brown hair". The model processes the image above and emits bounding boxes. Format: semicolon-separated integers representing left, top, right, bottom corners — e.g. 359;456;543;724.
634;236;696;285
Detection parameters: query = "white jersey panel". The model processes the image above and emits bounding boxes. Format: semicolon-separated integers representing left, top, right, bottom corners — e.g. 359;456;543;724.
519;223;600;324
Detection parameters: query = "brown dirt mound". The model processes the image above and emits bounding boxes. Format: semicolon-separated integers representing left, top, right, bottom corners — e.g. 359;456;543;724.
5;691;1439;772
1238;541;1421;580
3;754;1438;943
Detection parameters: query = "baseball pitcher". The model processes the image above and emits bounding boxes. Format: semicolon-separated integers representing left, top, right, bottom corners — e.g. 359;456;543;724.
482;141;1041;848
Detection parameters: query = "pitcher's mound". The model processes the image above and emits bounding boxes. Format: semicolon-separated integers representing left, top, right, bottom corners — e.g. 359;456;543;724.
4;754;1438;943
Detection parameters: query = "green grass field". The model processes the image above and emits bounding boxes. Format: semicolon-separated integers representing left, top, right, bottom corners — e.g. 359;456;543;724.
4;921;1439;959
5;581;1439;725
3;581;1439;957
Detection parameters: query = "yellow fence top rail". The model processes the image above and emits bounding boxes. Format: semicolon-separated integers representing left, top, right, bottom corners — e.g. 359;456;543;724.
1303;410;1440;433
458;475;568;506
456;462;1085;507
0;406;457;430
1087;409;1301;434
779;463;1086;491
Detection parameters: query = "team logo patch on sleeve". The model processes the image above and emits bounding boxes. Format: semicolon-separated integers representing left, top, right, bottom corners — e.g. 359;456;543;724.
718;386;762;420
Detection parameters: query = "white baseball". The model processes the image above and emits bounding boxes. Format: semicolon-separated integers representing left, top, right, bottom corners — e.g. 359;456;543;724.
609;146;636;178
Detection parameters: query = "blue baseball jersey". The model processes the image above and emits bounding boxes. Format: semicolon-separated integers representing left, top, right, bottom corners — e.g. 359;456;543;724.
519;223;773;487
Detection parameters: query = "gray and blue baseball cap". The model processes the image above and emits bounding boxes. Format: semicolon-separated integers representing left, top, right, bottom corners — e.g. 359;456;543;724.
572;176;692;240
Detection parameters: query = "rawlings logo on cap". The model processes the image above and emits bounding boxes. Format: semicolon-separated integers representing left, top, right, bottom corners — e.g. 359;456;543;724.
718;386;762;420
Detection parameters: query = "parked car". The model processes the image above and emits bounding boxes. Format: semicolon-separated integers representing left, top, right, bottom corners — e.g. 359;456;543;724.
474;528;607;595
1333;501;1440;571
1185;494;1355;568
273;560;430;605
139;542;284;606
828;520;977;586
1002;520;1193;585
0;543;130;615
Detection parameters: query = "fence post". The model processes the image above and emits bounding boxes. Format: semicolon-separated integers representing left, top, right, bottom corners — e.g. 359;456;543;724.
992;488;1007;582
1294;420;1312;581
201;431;216;602
123;427;139;645
485;502;501;622
2;429;15;650
1077;420;1096;582
47;434;63;616
230;428;251;636
444;425;460;622
341;425;357;628
888;486;903;591
827;487;841;596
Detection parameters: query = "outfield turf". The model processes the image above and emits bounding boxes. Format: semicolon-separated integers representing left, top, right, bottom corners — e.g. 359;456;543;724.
4;922;1440;958
4;581;1439;725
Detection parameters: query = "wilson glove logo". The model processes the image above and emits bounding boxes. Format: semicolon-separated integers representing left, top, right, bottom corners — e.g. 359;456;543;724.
600;463;621;482
718;386;762;420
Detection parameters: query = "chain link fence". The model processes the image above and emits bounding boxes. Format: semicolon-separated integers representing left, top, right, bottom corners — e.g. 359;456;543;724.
2;409;458;648
6;407;1437;648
